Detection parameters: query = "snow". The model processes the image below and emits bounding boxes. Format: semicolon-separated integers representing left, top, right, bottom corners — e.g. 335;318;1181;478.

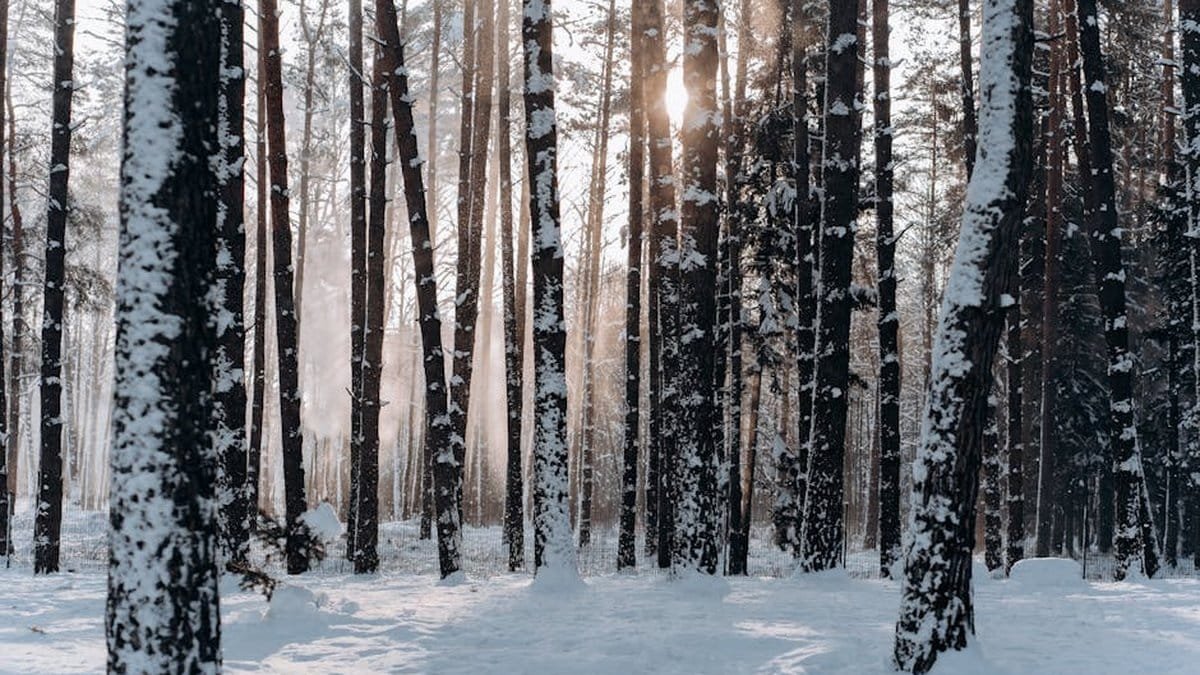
1008;558;1086;589
299;502;343;544
4;564;1200;673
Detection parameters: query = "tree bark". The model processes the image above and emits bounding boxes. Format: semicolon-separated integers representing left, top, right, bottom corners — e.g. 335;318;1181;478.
801;0;863;573
34;0;77;574
873;0;901;578
5;85;24;513
0;0;9;559
260;0;311;574
618;0;646;571
107;1;222;666
376;0;462;577
215;0;250;567
248;44;269;528
522;0;575;577
347;0;368;556
893;0;1033;669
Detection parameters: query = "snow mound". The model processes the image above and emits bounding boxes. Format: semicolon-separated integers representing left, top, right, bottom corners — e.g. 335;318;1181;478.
299;502;342;544
267;585;327;620
529;565;585;595
670;569;730;599
1008;558;1085;589
929;643;1001;674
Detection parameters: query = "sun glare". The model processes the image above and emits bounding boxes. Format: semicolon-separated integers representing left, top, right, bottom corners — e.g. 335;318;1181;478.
665;67;688;127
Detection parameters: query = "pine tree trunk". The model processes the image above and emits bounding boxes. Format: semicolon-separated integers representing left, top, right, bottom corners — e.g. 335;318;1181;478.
801;0;863;573
347;0;368;558
248;47;269;529
957;0;977;177
983;401;1003;572
352;42;388;574
0;0;9;559
1078;0;1158;580
5;86;23;511
873;0;901;578
522;0;575;577
34;0;77;574
260;0;311;574
619;0;646;571
498;0;525;571
107;2;222;666
1183;0;1200;572
376;0;462;577
215;0;250;567
893;0;1033;670
1005;281;1024;573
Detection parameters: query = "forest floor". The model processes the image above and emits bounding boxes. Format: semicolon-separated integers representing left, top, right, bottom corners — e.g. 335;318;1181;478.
2;554;1199;674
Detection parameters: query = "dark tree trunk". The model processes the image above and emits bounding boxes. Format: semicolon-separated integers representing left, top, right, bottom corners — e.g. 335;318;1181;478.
248;46;268;528
522;0;574;576
215;0;250;568
260;0;310;574
1182;0;1200;572
1005;276;1024;573
347;0;368;561
873;0;901;578
498;0;525;572
893;0;1034;670
983;405;1003;572
673;0;722;575
106;0;222;666
34;0;77;574
1078;0;1159;580
352;38;389;575
0;0;9;560
375;0;462;577
801;0;863;573
958;0;977;177
619;0;646;571
643;0;679;570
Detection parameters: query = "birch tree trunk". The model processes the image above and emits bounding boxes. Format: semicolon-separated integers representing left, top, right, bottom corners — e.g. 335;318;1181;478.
893;0;1033;670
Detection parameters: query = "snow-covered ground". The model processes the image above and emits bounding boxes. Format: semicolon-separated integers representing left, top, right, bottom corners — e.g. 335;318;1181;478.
3;559;1200;674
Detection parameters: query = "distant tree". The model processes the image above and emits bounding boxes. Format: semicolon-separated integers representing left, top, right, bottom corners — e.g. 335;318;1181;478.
106;0;222;667
893;0;1034;670
34;0;78;574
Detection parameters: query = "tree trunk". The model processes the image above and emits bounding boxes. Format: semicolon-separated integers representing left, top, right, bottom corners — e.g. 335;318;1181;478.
1078;0;1158;580
522;0;575;578
34;0;77;574
248;45;269;528
958;0;977;177
801;0;862;573
295;0;329;347
0;0;9;559
5;84;24;512
347;0;368;558
215;0;250;567
376;0;462;577
107;2;222;665
260;0;311;574
983;401;1003;572
1005;276;1024;573
873;0;901;577
619;0;646;571
498;0;525;571
893;0;1033;670
352;42;388;574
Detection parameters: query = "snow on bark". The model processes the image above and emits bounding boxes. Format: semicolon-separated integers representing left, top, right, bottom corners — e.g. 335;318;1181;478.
1179;0;1200;573
213;0;250;568
893;0;1033;671
107;0;222;669
523;0;577;581
375;0;463;578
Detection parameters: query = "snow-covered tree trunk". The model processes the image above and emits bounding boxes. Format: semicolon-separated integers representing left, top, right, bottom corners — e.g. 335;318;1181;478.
34;0;78;575
1004;289;1024;573
347;0;368;562
107;0;223;667
0;0;8;560
1078;0;1158;581
214;0;250;568
644;0;679;570
1180;0;1200;574
619;0;646;572
801;0;863;573
522;0;575;578
260;0;311;574
893;0;1033;670
673;0;723;575
375;0;462;578
983;398;1003;572
872;0;901;578
498;0;526;573
352;38;389;575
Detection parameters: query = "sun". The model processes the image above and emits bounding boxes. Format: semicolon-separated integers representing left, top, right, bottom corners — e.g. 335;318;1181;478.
665;66;688;127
